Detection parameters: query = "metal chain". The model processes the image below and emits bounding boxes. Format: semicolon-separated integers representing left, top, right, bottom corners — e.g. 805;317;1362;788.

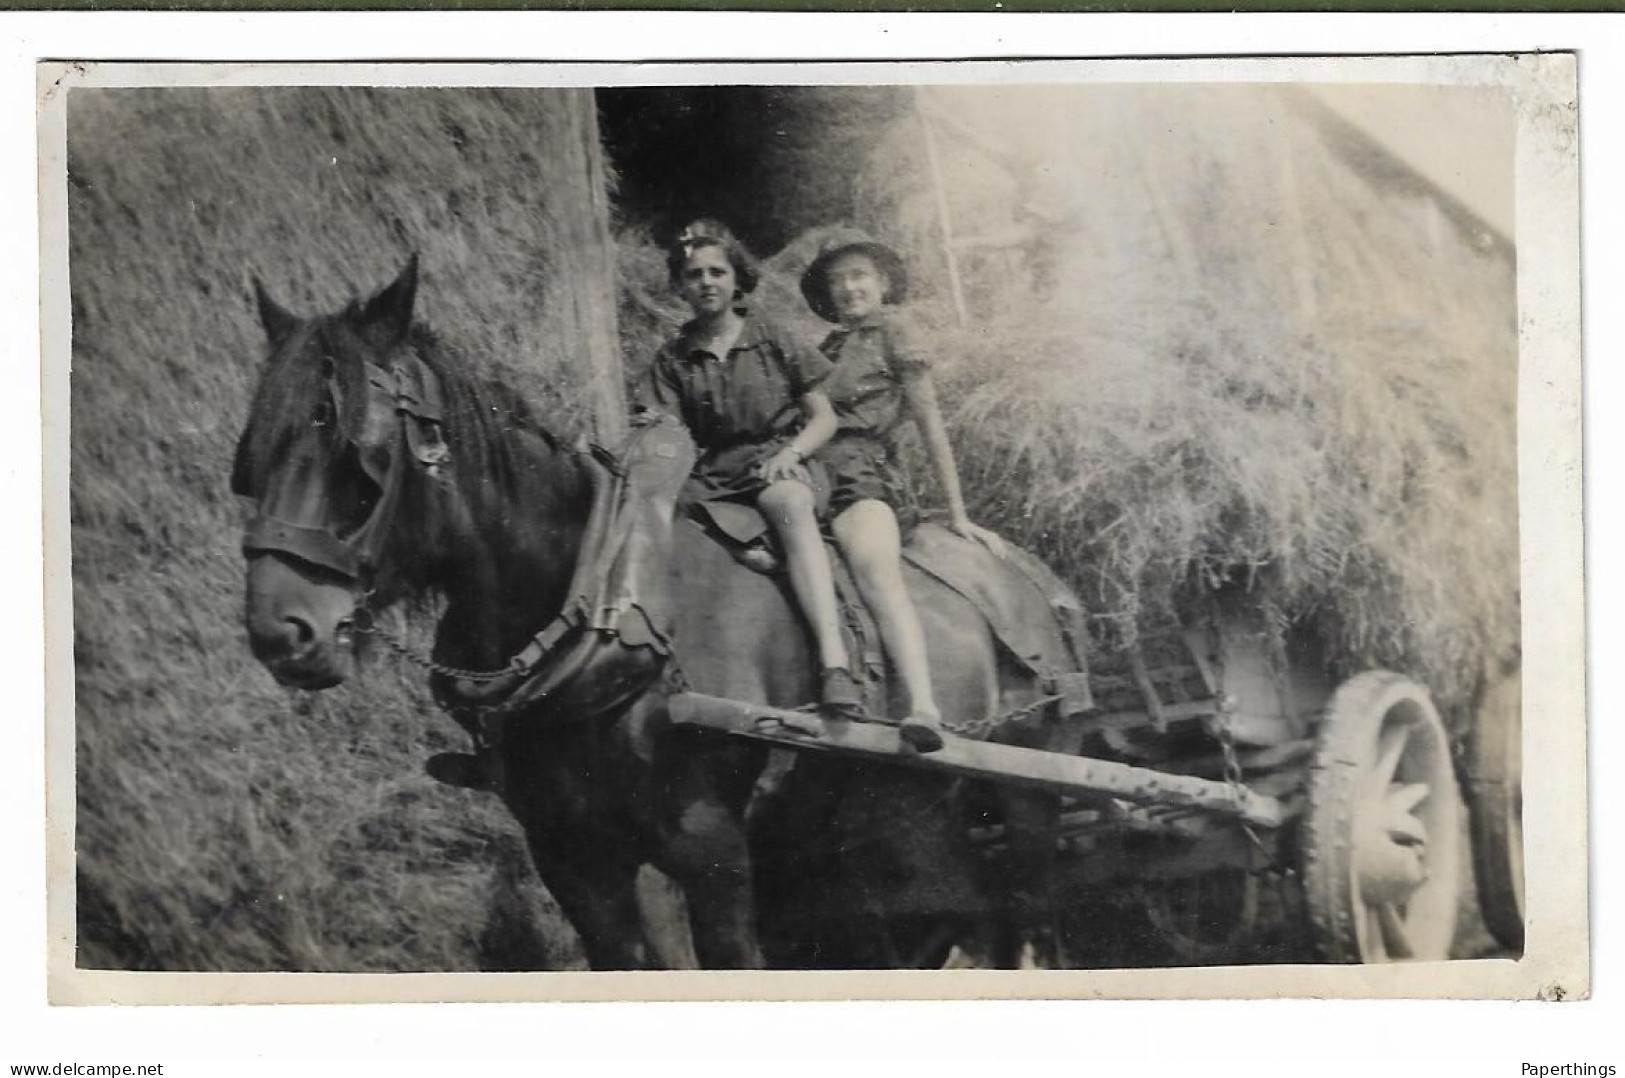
357;591;1053;742
942;692;1063;740
350;606;528;683
1206;615;1271;866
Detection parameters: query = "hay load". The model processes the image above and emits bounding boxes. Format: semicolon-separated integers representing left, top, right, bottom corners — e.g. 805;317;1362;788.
69;87;609;969
738;85;1517;718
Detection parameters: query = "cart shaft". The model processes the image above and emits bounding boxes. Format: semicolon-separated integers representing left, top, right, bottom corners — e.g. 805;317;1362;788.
668;692;1285;828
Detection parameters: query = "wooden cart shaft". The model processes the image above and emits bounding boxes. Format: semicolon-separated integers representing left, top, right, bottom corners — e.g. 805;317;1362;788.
668;692;1286;829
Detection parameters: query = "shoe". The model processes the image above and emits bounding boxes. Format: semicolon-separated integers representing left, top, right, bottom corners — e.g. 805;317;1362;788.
819;666;869;722
899;715;946;753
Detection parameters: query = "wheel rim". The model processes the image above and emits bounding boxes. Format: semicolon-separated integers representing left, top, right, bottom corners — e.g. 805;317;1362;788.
1509;784;1525;912
1468;672;1524;950
1503;732;1524;917
1346;696;1461;961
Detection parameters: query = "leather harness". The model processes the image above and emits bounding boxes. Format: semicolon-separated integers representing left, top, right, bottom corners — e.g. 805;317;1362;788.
238;348;694;738
239;353;450;582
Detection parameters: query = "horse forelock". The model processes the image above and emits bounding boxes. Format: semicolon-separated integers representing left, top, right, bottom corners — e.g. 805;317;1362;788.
236;298;540;487
237;307;390;476
235;318;330;499
235;292;585;615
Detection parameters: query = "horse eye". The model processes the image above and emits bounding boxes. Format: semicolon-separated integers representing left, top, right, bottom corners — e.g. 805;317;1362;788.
313;399;334;428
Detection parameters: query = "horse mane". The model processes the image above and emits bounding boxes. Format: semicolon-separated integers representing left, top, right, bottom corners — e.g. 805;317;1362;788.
402;321;569;495
233;301;570;510
392;321;591;655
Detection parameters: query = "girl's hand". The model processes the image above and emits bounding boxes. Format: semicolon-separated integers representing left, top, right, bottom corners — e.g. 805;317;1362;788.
951;518;1007;559
759;447;811;486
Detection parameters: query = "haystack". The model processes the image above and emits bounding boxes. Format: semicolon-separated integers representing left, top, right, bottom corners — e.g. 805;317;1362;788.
68;87;611;970
750;84;1518;719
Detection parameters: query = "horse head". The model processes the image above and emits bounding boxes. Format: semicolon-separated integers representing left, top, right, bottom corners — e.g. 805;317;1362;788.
232;257;453;689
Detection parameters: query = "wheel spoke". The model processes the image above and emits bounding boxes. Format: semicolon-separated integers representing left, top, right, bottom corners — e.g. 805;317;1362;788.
1374;903;1415;959
1388;782;1431;815
1385;783;1433;848
1372;722;1412;793
1364;904;1387;960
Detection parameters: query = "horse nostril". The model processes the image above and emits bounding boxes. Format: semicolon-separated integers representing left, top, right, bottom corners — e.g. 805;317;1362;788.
285;615;316;650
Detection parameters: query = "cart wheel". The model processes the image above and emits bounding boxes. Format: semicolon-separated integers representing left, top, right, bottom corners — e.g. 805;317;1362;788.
1303;671;1464;962
1143;869;1260;965
1466;672;1523;951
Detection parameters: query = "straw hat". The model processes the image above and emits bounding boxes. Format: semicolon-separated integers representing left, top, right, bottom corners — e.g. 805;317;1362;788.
799;228;910;323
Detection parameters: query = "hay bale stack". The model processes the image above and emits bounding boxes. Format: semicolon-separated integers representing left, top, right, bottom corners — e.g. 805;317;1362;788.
764;84;1517;716
68;87;604;970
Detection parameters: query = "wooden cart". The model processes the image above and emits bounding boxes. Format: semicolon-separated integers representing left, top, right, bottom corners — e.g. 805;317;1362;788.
672;607;1523;965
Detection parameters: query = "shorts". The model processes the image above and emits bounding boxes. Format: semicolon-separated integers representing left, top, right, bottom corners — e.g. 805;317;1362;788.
683;437;832;545
819;432;905;520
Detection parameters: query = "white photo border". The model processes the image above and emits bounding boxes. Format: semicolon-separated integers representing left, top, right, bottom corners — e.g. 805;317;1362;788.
35;50;1584;1008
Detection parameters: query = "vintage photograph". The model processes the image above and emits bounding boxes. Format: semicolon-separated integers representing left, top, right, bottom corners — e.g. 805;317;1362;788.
46;57;1573;998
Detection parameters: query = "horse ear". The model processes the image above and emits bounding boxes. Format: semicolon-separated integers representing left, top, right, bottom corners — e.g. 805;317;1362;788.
253;278;299;345
359;254;419;351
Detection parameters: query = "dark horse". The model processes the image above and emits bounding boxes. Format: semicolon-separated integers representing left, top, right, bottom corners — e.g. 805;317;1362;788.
234;259;1075;969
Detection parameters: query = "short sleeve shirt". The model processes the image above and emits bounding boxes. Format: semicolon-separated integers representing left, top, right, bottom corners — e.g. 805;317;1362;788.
817;308;931;438
638;307;834;451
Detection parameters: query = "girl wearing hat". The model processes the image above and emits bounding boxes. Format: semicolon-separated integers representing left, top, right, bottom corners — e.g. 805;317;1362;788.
638;220;867;722
802;230;1005;753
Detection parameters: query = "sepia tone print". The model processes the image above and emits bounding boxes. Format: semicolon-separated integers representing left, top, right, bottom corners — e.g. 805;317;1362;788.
47;58;1576;1000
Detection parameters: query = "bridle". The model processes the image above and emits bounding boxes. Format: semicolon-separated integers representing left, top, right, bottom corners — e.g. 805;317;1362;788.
235;344;565;696
237;349;450;586
236;343;684;720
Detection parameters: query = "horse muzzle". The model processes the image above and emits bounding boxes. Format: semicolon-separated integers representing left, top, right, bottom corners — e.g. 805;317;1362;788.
245;552;360;689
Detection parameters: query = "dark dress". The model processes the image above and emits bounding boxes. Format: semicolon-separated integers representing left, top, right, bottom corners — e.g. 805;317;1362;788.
638;305;834;540
815;308;929;519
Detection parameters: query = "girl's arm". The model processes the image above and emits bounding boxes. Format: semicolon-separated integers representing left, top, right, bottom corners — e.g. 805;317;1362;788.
761;389;838;483
633;350;685;426
904;370;1006;556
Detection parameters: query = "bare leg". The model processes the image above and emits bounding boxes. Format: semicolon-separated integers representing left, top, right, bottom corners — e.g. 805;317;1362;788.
758;479;848;672
833;499;940;723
